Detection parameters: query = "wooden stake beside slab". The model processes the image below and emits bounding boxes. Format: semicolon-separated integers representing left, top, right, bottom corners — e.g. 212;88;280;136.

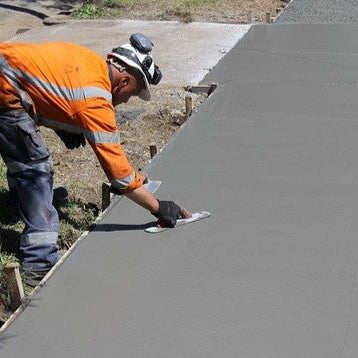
185;96;193;119
247;10;253;24
101;182;111;212
272;0;278;14
4;263;24;311
149;145;158;159
266;12;271;23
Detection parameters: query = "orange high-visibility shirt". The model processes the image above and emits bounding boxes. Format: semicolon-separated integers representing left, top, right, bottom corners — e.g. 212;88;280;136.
0;42;142;192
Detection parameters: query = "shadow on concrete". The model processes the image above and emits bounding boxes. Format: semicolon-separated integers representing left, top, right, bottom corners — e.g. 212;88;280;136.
0;334;16;349
0;3;48;19
93;221;158;232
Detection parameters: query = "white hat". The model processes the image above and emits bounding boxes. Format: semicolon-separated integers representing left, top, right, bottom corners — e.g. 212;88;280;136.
107;34;162;101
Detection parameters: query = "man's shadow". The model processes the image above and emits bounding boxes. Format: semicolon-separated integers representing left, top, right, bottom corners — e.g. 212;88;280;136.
93;221;158;233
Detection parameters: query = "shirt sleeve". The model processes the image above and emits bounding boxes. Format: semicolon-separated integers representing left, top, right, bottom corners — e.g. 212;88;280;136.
78;99;143;193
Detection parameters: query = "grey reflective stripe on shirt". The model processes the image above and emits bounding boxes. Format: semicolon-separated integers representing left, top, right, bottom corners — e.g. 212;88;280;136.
0;54;31;109
0;54;19;89
16;69;112;102
111;171;136;189
39;117;121;144
85;131;120;144
0;54;112;102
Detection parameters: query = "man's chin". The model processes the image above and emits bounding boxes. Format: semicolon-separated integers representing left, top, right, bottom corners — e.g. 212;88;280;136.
113;98;129;106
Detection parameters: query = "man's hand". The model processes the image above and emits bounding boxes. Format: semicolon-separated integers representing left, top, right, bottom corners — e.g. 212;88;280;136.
123;186;192;227
55;130;86;149
152;200;192;228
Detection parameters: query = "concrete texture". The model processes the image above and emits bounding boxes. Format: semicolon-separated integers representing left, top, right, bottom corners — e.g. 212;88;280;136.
8;20;250;85
276;0;358;24
2;23;358;357
0;7;12;20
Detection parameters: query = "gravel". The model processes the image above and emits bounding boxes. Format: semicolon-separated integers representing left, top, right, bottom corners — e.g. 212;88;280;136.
275;0;358;24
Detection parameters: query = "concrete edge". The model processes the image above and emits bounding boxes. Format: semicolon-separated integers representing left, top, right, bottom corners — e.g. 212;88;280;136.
273;0;296;23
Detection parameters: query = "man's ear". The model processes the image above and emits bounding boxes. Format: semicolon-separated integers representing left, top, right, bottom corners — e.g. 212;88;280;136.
119;75;130;88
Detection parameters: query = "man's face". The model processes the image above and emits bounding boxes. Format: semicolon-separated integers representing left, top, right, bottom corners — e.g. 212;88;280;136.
112;72;145;106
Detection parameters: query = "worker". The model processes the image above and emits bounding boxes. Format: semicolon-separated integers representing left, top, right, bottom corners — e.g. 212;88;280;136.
0;33;191;287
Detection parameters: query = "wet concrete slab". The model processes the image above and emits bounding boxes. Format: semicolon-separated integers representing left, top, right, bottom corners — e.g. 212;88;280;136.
2;24;358;357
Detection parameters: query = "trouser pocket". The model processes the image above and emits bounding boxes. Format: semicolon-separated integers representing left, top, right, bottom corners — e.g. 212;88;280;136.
16;118;49;161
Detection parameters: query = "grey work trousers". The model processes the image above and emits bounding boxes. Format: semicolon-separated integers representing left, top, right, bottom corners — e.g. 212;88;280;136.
0;109;59;273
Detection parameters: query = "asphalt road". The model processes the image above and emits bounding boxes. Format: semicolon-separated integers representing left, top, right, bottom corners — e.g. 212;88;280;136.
276;0;358;23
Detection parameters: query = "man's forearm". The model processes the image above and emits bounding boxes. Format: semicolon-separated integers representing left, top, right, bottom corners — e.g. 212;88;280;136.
125;185;159;213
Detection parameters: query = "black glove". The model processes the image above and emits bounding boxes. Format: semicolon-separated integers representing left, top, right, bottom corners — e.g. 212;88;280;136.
55;130;86;149
109;185;123;195
152;200;182;228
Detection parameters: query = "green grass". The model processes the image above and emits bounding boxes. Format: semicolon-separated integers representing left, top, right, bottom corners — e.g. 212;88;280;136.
57;200;97;249
73;0;136;19
73;3;102;19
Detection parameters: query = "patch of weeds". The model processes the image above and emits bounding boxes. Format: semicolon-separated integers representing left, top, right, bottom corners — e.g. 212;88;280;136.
58;222;81;249
57;199;97;250
73;0;135;18
0;160;7;189
73;3;102;19
104;0;116;7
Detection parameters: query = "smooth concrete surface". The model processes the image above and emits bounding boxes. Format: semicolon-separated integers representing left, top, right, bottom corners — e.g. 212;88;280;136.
3;24;358;357
8;19;250;86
